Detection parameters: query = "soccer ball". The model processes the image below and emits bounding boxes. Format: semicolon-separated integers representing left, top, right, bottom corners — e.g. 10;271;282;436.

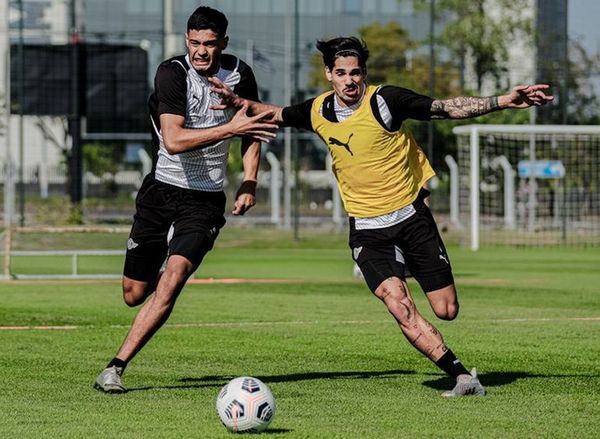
216;376;276;433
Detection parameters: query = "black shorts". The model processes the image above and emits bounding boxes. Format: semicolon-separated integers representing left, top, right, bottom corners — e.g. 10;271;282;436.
349;189;454;294
123;175;226;282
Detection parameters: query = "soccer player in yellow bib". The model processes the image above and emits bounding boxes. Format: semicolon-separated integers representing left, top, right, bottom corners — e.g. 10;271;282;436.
210;36;553;397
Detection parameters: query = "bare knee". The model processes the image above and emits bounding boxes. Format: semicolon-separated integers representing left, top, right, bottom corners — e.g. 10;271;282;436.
438;303;459;320
150;256;195;306
122;279;152;307
159;262;192;291
427;286;459;320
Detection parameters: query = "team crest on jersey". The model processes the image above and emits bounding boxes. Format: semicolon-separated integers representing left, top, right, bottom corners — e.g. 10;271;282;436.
328;133;354;155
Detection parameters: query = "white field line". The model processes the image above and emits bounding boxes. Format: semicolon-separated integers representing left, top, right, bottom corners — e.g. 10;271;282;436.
0;325;79;330
1;317;600;331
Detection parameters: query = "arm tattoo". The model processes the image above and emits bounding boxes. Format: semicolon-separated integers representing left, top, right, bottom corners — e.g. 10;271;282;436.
431;95;500;119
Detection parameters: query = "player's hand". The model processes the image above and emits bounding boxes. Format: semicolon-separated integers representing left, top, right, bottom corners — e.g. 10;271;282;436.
232;193;256;215
209;76;243;110
505;84;554;108
229;102;277;143
232;181;257;215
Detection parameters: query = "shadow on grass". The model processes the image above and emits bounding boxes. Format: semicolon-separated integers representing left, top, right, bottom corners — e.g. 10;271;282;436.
130;369;596;393
128;369;416;392
421;370;596;391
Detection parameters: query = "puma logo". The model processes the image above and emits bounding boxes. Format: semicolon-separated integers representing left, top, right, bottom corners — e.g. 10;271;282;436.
439;247;449;264
328;133;354;155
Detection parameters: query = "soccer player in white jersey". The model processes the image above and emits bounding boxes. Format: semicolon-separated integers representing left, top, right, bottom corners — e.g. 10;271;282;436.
210;36;553;397
94;6;277;393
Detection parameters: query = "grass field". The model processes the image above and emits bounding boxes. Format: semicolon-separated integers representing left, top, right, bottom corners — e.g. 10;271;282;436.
1;228;599;438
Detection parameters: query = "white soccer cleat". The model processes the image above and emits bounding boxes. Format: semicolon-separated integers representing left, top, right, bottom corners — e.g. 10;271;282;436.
94;366;127;394
441;368;486;397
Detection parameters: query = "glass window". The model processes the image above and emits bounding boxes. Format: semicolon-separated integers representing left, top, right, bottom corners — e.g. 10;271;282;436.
145;0;161;15
363;0;379;15
270;1;289;15
251;0;272;14
125;0;144;15
343;0;362;15
380;0;398;14
303;0;325;15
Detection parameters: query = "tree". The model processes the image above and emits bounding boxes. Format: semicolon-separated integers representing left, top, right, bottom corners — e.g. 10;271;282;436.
0;91;6;140
564;40;600;125
414;0;532;94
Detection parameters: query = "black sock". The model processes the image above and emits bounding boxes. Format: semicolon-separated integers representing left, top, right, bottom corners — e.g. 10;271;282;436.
435;350;470;378
107;357;128;375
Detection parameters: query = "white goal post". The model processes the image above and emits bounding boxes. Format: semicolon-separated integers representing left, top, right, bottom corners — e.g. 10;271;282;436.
452;124;600;250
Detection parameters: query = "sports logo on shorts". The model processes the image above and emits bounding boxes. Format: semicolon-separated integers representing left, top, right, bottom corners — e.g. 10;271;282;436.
353;246;363;260
438;246;449;264
127;238;139;250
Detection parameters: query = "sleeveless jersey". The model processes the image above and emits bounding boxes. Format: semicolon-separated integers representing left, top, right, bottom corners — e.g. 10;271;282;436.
310;85;435;217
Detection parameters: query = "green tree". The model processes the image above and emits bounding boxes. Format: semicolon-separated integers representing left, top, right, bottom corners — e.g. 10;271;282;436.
82;143;119;176
0;92;6;138
564;40;600;125
414;0;532;94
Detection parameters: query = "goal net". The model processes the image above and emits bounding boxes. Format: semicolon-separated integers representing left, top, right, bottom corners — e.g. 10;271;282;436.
452;124;600;249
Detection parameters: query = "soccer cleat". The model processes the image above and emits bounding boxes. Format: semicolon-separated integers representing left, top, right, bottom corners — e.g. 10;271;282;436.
441;368;486;397
94;366;127;393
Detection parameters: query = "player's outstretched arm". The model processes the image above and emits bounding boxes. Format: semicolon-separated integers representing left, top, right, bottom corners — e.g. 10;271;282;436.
208;76;285;125
160;103;278;155
430;84;554;119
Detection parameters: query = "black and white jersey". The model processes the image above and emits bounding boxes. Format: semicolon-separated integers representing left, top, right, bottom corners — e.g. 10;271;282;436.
148;53;259;191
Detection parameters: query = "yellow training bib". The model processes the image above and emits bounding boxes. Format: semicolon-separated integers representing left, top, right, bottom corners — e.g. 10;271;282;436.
310;85;435;217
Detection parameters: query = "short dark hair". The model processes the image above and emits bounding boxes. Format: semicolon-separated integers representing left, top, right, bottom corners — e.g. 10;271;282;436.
187;6;228;37
316;37;369;70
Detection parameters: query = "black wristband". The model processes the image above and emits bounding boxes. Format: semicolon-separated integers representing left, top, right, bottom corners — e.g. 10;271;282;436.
490;95;499;110
236;180;257;197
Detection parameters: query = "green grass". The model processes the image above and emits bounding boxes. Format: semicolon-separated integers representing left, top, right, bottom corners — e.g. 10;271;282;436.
1;230;599;438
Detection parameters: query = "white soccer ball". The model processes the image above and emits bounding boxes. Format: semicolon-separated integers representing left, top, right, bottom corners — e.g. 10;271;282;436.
216;376;276;433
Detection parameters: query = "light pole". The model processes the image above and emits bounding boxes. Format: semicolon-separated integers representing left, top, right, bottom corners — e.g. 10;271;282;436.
292;0;300;240
17;0;25;226
68;0;83;215
427;0;435;165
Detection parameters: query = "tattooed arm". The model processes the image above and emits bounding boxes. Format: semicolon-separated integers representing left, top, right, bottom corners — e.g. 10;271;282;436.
430;84;554;119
